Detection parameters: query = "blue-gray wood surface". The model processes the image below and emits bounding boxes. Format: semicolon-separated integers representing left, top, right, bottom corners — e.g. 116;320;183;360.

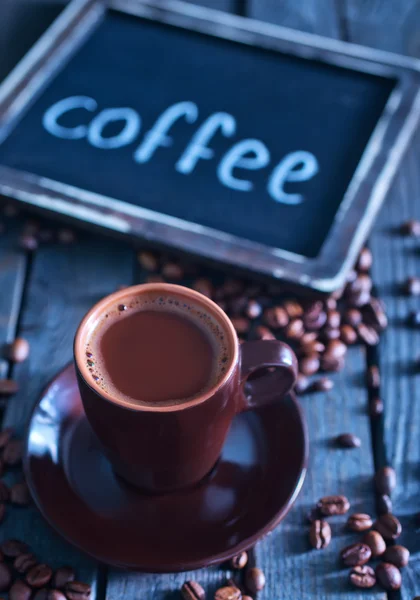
0;1;418;599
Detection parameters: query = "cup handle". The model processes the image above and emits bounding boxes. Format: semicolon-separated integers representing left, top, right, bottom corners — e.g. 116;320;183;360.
238;340;298;411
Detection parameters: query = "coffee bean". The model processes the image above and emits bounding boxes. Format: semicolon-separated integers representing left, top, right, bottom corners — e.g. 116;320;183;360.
0;563;12;591
363;298;388;330
374;513;402;540
335;433;361;449
214;586;241;600
299;354;320;376
320;354;345;372
284;300;303;318
34;590;67;600
230;551;248;570
377;494;392;515
0;379;19;396
0;427;14;449
57;229;75;244
14;553;38;574
321;326;340;341
254;326;275;341
52;567;75;590
3;439;23;466
326;310;341;329
8;338;29;363
137;251;158;271
64;582;91;600
367;365;380;388
242;597;252;600
300;340;325;354
317;495;350;516
245;300;262;320
192;279;213;299
231;317;250;335
1;540;29;558
347;513;373;532
340;325;357;345
404;276;420;295
356;247;373;272
295;374;309;395
0;481;10;502
26;564;53;588
20;234;38;251
9;580;31;600
357;323;379;345
309;519;331;550
349;565;376;589
375;466;396;495
285;318;304;340
340;543;371;566
375;562;402;591
325;339;347;359
344;308;362;327
306;377;334;393
409;310;420;328
400;219;420;236
370;397;384;417
363;530;386;558
383;545;410;568
304;310;327;331
264;306;289;329
245;568;265;594
161;262;183;280
180;580;205;600
10;482;31;506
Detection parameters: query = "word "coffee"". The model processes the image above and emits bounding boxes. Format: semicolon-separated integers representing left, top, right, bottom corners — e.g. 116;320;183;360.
42;96;319;205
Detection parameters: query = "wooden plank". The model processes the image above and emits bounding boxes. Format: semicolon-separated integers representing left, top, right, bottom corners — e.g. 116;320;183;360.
369;132;420;600
2;233;134;595
0;219;27;377
248;0;341;38
342;0;420;55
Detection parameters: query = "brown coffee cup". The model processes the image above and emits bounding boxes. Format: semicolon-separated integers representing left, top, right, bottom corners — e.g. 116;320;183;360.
74;283;298;493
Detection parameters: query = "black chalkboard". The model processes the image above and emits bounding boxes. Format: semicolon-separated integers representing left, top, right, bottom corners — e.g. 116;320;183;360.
0;0;418;289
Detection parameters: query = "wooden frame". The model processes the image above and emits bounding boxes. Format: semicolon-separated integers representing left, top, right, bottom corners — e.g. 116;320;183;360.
0;0;419;291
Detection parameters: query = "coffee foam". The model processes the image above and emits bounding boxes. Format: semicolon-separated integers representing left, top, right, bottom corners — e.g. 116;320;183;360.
84;292;232;407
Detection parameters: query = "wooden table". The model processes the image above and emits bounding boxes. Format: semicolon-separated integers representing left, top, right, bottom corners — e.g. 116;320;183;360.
0;1;419;599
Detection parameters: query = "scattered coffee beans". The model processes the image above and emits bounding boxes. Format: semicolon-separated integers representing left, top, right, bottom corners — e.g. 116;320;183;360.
370;397;384;417
377;494;392;515
245;568;265;594
0;563;12;591
64;582;91;600
375;466;396;495
14;553;37;574
229;552;248;570
137;251;158;271
367;365;380;388
1;540;29;558
349;565;376;589
309;520;331;550
306;377;334;393
317;495;350;516
9;579;32;600
356;247;373;271
52;567;75;590
10;482;31;506
335;433;361;449
374;513;402;540
340;325;357;345
383;545;410;568
346;513;372;532
181;581;205;600
214;586;241;600
8;338;29;363
33;590;67;600
161;263;183;280
340;543;371;567
241;597;252;600
26;564;53;588
375;562;402;591
363;530;386;558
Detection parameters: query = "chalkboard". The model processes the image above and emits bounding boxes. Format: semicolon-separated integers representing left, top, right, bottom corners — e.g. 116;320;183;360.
0;0;419;290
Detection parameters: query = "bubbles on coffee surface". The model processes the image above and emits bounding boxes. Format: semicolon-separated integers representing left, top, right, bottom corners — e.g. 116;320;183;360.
84;291;232;404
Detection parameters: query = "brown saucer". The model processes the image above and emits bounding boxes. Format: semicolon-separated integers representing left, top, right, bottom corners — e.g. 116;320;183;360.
24;364;308;572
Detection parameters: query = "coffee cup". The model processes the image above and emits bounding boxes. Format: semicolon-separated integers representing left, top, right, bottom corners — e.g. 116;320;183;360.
74;283;297;493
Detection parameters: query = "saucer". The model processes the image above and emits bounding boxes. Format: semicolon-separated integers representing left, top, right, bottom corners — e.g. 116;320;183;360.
24;364;308;572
